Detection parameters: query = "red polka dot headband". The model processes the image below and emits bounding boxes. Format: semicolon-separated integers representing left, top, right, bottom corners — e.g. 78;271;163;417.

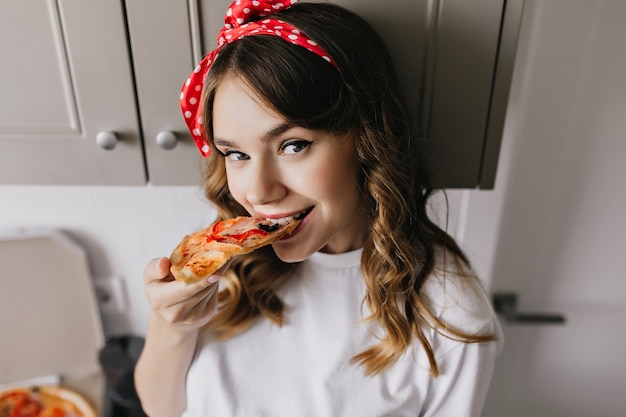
180;0;336;157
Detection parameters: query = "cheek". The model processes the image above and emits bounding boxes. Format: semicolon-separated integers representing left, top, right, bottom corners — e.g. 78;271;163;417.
225;168;247;205
306;160;358;200
297;162;335;193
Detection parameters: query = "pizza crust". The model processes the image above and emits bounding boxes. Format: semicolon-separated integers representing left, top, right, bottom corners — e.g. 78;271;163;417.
170;243;232;284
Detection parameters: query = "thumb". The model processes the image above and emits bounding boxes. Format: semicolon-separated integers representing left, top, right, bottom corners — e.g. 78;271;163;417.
155;257;172;277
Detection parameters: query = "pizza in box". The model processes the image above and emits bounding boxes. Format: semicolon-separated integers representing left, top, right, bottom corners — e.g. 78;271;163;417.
0;385;97;417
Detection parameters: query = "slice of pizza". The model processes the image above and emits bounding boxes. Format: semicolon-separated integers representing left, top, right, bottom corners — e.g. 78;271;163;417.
169;216;301;284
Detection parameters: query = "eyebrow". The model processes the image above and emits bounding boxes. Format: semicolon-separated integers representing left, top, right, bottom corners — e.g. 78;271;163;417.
213;122;296;148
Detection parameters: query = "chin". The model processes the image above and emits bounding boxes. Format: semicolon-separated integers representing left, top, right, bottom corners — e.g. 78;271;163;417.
273;251;310;264
271;243;315;264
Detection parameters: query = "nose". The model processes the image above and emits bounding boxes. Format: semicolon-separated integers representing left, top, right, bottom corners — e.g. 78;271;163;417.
245;159;286;206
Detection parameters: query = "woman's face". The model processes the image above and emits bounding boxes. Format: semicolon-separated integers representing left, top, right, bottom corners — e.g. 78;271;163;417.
211;75;368;262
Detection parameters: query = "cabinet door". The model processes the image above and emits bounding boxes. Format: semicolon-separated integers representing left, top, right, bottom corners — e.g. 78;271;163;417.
125;0;205;185
198;0;522;189
0;1;145;185
315;0;521;189
421;0;523;188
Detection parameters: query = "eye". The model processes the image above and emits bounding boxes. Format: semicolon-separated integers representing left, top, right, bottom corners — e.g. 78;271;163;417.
280;140;312;155
223;150;249;161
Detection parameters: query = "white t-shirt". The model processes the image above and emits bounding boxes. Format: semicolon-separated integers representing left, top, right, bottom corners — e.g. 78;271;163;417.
183;249;503;417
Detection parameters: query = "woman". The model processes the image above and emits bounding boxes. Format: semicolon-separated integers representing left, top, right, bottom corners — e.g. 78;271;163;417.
135;1;502;416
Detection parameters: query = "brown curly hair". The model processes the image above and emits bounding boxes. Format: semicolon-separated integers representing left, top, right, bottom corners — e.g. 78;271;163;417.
199;2;495;376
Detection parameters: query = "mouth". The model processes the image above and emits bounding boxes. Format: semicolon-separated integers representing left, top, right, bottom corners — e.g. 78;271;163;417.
265;206;313;225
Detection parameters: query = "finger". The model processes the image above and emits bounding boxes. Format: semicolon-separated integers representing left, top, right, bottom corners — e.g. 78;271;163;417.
181;282;220;315
174;275;219;300
148;271;218;310
155;257;171;277
143;257;171;284
160;283;220;325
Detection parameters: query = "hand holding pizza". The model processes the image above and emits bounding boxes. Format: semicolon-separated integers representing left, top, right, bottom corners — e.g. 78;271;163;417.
142;257;221;331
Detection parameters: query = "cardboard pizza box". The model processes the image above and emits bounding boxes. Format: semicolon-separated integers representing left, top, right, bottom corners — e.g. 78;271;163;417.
0;228;104;414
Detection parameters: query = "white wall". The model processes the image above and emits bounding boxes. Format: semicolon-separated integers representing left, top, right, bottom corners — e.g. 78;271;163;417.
461;0;626;305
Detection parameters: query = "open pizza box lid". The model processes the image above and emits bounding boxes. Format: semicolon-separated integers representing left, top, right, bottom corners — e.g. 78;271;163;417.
0;228;104;414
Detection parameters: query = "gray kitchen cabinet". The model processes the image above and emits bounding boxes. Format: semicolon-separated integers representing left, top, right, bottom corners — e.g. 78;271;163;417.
0;0;522;188
417;0;524;188
0;1;146;185
124;0;205;186
0;0;202;185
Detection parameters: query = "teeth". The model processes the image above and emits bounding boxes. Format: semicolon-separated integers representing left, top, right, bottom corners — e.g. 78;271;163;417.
265;208;309;224
266;215;293;225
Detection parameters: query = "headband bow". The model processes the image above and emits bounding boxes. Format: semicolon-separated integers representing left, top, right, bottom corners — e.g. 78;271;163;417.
180;0;336;157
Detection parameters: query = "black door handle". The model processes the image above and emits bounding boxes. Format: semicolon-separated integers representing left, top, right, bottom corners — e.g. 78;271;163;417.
493;292;566;324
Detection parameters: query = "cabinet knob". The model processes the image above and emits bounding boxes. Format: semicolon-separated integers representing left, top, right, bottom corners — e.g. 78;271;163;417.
96;131;118;150
156;131;178;150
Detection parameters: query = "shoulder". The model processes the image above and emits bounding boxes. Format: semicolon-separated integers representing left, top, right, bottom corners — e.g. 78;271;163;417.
419;252;498;336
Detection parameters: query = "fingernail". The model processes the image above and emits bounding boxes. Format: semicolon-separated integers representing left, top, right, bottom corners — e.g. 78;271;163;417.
157;257;167;273
208;275;220;284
